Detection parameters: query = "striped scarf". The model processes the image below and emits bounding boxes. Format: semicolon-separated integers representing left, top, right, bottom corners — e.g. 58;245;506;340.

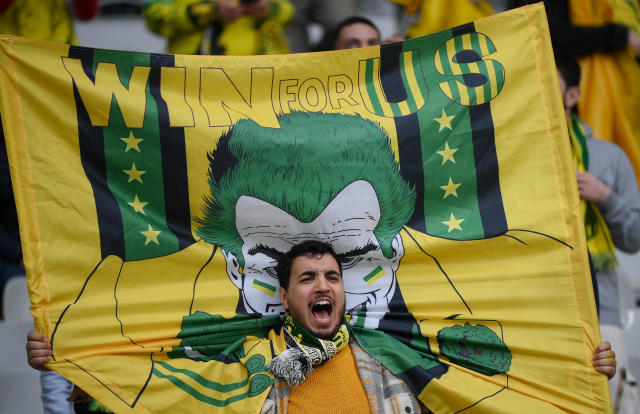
267;312;349;386
569;114;617;270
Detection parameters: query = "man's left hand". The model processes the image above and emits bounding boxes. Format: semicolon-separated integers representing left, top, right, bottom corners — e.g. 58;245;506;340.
576;171;611;203
593;341;616;380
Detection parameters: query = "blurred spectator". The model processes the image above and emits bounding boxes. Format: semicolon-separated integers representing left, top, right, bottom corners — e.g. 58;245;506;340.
510;0;640;189
142;0;293;55
406;0;494;38
285;0;359;52
330;16;403;50
333;16;380;49
509;0;639;56
0;0;98;44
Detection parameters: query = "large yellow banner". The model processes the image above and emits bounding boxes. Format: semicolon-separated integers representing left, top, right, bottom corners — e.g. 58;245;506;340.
0;4;610;413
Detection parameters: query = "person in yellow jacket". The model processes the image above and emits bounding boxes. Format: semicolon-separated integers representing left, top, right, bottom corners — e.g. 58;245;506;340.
143;0;293;55
0;0;98;45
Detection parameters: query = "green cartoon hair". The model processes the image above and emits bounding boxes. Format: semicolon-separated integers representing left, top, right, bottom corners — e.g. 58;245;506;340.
196;111;416;267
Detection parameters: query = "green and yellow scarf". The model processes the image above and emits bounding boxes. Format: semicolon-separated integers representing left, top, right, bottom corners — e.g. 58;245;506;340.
267;312;350;385
569;114;617;270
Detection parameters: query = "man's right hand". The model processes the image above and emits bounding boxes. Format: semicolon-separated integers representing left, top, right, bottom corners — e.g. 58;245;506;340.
26;331;52;371
576;171;611;203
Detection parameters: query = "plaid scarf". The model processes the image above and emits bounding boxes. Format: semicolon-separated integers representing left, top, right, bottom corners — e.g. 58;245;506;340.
267;312;349;386
569;114;616;270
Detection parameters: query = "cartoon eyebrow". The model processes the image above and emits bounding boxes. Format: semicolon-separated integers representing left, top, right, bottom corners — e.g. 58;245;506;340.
335;242;378;261
247;244;284;260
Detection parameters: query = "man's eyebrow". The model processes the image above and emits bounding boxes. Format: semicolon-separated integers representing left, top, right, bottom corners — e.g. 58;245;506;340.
247;244;284;260
335;242;378;260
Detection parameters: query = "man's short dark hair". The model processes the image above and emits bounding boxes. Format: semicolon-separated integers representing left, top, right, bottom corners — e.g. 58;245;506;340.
555;54;581;88
276;241;342;290
326;16;380;51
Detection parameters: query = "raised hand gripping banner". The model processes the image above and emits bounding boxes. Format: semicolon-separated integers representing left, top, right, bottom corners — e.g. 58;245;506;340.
0;4;611;413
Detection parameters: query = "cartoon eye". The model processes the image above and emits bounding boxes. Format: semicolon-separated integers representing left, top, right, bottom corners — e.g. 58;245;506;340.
341;257;363;270
263;266;278;279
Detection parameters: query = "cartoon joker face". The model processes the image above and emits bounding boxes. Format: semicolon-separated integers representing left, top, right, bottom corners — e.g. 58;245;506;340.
197;112;415;330
222;180;404;328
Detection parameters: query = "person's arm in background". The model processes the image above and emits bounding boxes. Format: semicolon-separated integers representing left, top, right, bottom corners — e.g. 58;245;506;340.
142;0;239;38
40;371;75;414
545;0;630;56
243;0;293;31
509;0;639;57
580;142;640;254
597;148;640;253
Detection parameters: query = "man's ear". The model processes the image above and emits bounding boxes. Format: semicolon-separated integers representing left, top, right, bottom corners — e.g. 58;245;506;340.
565;85;581;111
221;249;243;289
389;233;405;273
278;287;288;310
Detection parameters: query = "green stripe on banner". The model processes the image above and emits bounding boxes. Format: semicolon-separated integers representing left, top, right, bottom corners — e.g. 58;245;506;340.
493;60;505;93
390;101;402;117
412;50;429;99
364;59;384;115
154;360;249;392
478;60;492;103
93;50;179;261
399;52;418;113
449;80;461;105
152;368;250;407
252;279;277;296
457;49;477;106
439;42;453;78
454;35;464;60
363;265;384;284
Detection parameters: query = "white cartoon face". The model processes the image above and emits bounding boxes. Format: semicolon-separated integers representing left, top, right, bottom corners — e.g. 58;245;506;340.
222;180;404;328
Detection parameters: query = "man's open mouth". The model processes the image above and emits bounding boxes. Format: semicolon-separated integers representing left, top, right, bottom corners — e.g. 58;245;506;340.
311;298;333;324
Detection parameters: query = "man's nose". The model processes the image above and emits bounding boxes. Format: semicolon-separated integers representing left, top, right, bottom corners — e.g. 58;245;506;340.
314;275;330;291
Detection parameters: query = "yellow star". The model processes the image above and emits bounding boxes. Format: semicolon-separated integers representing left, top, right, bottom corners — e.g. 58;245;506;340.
442;212;464;233
121;131;143;152
440;177;462;198
124;163;146;183
140;224;161;246
437;142;458;165
434;108;455;132
128;195;148;214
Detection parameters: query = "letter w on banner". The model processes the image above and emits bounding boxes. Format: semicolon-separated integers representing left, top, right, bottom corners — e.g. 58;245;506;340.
0;4;611;413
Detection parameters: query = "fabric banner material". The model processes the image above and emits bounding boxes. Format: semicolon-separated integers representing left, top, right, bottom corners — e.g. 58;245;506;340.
0;4;610;413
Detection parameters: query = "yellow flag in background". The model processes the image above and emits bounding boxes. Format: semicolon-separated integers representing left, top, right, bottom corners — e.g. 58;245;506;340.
0;4;611;413
570;0;640;186
406;0;494;38
387;0;421;14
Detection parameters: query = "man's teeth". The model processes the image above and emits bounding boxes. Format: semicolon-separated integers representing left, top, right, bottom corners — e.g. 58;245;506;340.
316;300;330;305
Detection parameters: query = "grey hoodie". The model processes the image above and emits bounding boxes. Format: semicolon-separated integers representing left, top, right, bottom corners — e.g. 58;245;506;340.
582;120;640;326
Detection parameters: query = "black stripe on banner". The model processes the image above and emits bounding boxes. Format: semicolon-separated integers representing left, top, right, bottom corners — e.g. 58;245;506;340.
379;44;427;233
379;42;407;102
451;24;508;238
69;46;125;259
395;115;427;233
148;54;195;250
